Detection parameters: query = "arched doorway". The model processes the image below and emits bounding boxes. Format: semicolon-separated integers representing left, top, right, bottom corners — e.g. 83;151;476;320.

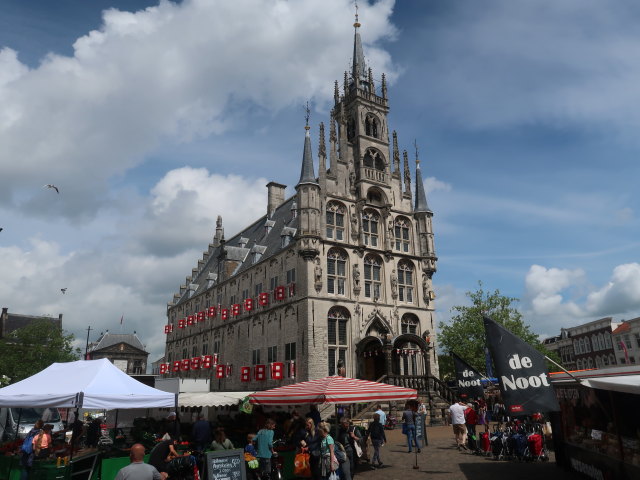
356;336;385;381
392;333;428;376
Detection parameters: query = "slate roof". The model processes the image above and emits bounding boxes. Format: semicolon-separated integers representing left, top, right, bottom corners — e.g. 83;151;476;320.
173;194;299;306
90;332;147;353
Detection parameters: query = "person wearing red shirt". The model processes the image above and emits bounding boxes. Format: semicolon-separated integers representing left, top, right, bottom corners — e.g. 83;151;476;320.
464;404;481;454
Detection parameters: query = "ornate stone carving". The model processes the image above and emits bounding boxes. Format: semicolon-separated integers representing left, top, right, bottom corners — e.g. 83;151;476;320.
350;212;359;240
352;263;361;296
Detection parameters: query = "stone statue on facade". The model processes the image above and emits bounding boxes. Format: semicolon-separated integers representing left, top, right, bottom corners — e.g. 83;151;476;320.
422;273;430;303
350;212;358;240
391;269;398;299
386;218;394;250
349;170;356;194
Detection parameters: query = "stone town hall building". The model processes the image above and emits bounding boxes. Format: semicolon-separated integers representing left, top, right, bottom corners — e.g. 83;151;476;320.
162;17;440;393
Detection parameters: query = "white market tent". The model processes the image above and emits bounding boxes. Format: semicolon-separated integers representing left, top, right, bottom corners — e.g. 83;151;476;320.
550;365;640;395
0;359;176;409
178;391;254;408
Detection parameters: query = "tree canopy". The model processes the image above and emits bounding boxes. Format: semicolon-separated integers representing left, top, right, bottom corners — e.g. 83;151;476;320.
0;319;81;384
438;282;558;380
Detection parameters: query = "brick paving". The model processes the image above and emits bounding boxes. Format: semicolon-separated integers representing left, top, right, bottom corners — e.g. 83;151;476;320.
352;425;582;480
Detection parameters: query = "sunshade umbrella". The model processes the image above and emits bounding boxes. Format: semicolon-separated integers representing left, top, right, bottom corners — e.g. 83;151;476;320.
249;376;417;405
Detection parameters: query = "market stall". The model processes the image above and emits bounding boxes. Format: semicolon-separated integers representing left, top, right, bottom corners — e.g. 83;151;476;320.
0;359;177;480
550;366;640;479
250;376;419;478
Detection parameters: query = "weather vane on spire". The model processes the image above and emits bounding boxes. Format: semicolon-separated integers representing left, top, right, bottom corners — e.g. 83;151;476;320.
414;139;420;165
304;101;311;130
354;0;360;27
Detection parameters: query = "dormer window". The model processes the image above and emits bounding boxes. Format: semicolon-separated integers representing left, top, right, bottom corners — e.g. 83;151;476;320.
239;237;249;248
264;219;275;235
251;245;267;264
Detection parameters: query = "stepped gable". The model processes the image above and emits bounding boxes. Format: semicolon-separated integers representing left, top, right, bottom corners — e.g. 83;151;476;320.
173;195;298;306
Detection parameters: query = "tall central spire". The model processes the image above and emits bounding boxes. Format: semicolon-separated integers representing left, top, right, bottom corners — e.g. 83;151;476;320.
352;1;367;81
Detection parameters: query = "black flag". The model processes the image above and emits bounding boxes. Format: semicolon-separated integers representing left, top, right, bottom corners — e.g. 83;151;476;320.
451;352;484;400
483;316;559;415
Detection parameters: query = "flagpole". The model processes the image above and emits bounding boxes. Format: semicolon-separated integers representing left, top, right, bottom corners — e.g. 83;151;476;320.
544;355;583;385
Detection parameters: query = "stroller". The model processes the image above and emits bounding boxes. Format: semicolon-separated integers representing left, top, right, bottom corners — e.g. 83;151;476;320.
523;424;549;462
384;415;397;430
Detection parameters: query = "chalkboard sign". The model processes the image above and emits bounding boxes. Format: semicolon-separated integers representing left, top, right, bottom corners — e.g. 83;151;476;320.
205;449;247;480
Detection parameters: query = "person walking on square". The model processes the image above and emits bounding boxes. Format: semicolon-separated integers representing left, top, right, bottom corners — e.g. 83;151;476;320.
401;402;420;453
449;399;468;451
374;404;386;428
367;413;386;468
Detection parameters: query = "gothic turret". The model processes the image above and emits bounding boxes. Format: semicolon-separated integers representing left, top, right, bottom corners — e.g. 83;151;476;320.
413;147;437;276
296;109;321;260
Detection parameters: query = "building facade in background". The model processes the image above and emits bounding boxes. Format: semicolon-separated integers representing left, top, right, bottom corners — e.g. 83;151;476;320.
88;331;149;374
0;307;63;339
162;17;439;391
611;317;640;365
544;317;619;371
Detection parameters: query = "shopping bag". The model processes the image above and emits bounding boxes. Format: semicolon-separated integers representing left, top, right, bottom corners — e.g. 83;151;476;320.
294;452;311;477
353;441;363;458
328;472;339;480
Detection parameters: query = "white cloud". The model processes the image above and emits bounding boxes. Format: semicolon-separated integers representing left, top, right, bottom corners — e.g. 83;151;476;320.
0;0;397;220
131;167;268;256
0;169;275;362
585;263;640;316
425;176;451;194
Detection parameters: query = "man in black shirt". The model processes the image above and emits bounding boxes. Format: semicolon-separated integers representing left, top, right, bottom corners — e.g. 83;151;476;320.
148;438;179;476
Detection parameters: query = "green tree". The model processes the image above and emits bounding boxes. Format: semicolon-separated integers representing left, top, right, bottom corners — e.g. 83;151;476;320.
438;282;559;380
0;320;81;383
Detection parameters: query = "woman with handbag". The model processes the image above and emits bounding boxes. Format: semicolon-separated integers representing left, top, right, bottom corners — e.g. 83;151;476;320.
302;418;322;480
317;422;338;480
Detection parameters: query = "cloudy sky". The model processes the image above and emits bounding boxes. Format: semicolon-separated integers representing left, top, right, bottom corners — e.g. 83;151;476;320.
1;0;639;365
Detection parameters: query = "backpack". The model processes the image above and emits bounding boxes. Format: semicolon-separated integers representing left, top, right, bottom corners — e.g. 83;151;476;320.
21;429;38;455
333;442;347;463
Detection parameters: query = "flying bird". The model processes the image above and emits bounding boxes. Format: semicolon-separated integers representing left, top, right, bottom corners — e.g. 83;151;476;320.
61;288;67;294
44;184;60;193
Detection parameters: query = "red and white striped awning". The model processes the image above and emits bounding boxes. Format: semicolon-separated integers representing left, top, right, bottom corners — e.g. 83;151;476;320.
249;376;418;405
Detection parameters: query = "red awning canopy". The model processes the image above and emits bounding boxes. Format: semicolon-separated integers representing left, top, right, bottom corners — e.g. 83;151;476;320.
249;376;418;405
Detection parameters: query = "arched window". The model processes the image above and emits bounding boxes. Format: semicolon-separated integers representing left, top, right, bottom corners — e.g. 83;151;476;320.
587;358;594;369
364;255;382;299
327;307;350;376
326;202;346;241
605;332;612;348
401;314;419;334
595;356;601;368
603;355;609;366
362;210;379;247
394;217;411;252
397;261;414;303
327;248;347;295
363;148;385;171
365;115;379;138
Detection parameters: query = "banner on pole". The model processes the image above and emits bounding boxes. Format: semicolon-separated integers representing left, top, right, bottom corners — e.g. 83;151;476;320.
483;315;559;415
